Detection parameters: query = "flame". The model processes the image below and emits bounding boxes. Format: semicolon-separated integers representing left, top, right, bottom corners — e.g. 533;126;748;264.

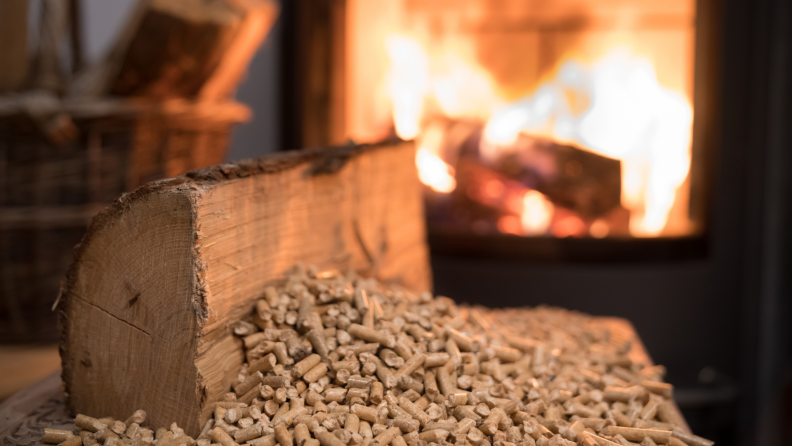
386;35;693;237
385;36;430;140
521;190;554;236
416;147;456;193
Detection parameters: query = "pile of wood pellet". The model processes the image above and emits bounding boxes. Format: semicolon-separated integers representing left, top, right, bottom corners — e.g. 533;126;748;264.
43;265;714;446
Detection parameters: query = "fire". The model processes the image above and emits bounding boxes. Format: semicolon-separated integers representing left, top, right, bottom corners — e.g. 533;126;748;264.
482;49;693;236
385;33;694;237
521;190;554;236
416;147;456;194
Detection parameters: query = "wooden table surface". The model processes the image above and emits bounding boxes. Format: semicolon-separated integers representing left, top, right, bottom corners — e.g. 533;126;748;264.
0;317;689;445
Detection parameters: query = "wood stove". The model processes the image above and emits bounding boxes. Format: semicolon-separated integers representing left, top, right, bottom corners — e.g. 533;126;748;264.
276;0;792;444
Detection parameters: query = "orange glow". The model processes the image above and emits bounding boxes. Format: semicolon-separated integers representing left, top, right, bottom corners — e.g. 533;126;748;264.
416;147;456;193
385;35;430;140
497;216;523;236
481;48;693;236
386;35;694;237
520;190;554;236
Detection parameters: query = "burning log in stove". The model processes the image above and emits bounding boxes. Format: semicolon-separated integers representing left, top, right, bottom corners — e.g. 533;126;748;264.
421;120;629;238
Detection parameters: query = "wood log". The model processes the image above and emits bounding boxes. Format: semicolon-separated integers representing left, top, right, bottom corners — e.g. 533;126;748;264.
71;0;278;100
59;140;430;436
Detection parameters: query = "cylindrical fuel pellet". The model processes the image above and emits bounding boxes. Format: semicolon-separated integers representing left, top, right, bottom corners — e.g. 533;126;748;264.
393;353;426;381
274;424;293;446
316;432;347;446
324;388;347;403
262;376;291;389
640;398;662;420
348;324;396;349
109;421;126;435
578;433;599;446
391;418;419;433
296;293;315;333
303;363;329;384
250;354;278;374
273;342;293;366
369;382;384;404
332;360;360;373
422;370;439;400
346;388;369;403
424;352;451;367
379;349;404;368
603;386;643;402
445;392;467;407
305;390;324;406
393;338;413;360
235;372;264;396
374;359;397;388
42;429;73;444
249;435;277;446
244;333;268;349
490;345;522;363
75;414;105;433
436;365;456;396
641;380;674;399
124;410;147;426
671;428;714;446
210;427;240;446
234;425;262;443
480;408;505;435
397;376;423;394
446;328;479;352
642;437;658;446
600;427;671;444
306;330;330;360
453;406;481;422
198;420;215;440
293;354;322;378
358;421;373;439
391;435;407;446
351;404;386;425
413;396;430;412
278;408;308;427
455;418;476;435
343;413;360;434
398;397;429;426
418;430;449;443
293;423;311;446
347;376;373;389
372;427;401;446
239;384;263;405
285;336;311;361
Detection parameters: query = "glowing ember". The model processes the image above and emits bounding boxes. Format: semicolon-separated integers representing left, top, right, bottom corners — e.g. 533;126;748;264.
521;190;554;236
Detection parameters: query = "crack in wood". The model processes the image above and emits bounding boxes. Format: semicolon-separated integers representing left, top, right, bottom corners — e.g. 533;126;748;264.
73;295;153;341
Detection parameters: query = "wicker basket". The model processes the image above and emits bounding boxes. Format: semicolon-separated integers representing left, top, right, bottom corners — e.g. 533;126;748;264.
0;99;249;342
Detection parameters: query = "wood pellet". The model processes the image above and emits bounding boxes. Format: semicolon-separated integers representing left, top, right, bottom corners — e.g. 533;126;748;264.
44;264;714;446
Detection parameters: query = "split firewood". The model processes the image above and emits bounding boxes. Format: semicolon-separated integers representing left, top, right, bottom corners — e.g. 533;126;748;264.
69;0;278;100
49;265;712;446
